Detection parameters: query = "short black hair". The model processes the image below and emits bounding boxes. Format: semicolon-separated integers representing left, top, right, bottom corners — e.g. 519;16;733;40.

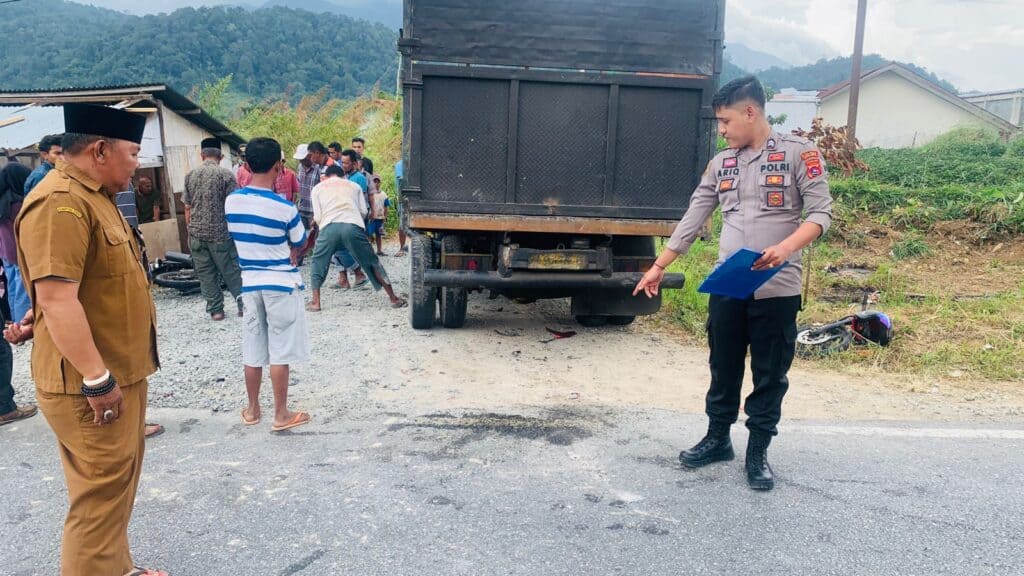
712;75;766;111
39;134;63;153
308;141;328;154
351;137;365;145
324;165;345;178
328;142;342;152
361;157;374;174
340;149;360;164
245;137;282;174
61;133;101;155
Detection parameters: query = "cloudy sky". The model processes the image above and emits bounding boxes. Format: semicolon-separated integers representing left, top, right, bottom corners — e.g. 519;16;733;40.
728;0;1024;92
77;0;1024;92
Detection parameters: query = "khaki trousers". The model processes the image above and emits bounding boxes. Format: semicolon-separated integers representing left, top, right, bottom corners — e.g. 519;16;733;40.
37;380;147;576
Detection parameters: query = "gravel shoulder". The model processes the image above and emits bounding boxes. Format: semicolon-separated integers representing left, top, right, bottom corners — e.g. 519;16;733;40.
10;242;1023;423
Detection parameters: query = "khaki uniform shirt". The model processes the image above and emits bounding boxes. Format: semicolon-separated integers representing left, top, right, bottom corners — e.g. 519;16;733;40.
667;131;833;299
15;160;159;394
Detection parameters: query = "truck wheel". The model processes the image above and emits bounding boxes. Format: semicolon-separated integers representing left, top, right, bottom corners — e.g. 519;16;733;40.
440;235;468;329
607;316;636;326
575;315;608;328
410;234;437;329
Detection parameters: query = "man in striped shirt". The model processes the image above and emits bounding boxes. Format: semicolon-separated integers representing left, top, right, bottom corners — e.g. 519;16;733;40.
225;137;311;433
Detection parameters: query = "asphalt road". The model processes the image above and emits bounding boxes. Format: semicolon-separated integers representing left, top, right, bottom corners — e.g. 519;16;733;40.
3;406;1022;576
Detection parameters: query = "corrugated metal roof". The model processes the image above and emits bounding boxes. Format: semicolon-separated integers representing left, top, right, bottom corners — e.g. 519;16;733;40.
0;83;245;149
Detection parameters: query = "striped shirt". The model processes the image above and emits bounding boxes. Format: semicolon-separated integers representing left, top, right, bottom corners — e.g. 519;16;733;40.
225;186;307;293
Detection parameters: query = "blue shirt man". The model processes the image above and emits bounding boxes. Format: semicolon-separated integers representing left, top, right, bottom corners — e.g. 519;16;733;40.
24;134;63;195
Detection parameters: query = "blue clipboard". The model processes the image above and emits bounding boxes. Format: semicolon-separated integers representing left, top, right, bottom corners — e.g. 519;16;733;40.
697;248;788;300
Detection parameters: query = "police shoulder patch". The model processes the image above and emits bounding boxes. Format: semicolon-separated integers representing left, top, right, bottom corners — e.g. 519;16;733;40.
56;206;83;218
801;150;824;180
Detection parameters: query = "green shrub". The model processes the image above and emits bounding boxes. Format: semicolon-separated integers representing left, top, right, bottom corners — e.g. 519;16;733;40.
1007;136;1024;159
923;126;1007;158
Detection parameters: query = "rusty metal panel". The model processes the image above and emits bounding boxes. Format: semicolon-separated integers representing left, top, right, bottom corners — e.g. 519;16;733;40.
163;145;200;195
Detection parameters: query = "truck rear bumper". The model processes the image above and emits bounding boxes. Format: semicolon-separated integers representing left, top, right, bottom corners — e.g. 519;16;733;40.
423;270;684;290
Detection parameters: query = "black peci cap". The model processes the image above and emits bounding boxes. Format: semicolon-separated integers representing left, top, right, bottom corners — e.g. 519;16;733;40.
201;137;221;149
63;103;147;144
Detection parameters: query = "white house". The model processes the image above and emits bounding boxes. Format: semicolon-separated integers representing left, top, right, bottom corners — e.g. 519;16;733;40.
0;84;245;255
814;63;1018;148
765;88;820;135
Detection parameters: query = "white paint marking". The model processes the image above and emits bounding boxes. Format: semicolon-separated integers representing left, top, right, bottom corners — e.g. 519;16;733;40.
787;424;1024;440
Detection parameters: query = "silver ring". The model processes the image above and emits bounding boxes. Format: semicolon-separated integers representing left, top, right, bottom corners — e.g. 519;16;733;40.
103;409;115;422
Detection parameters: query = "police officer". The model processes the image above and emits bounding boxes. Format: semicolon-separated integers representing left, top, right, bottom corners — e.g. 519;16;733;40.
634;76;833;491
14;104;167;575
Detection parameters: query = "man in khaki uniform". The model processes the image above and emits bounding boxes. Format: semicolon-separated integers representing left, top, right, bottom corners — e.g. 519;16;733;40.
635;76;833;491
14;103;166;576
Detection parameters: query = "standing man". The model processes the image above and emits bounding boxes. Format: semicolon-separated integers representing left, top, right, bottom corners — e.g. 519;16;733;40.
351;136;372;174
14;103;166;575
394;159;408;256
225;137;311;433
634;76;833;491
328;142;343;164
134;176;163;224
183;137;243;321
23;134;63;194
0;162;37;427
274;152;300;202
294;142;330;230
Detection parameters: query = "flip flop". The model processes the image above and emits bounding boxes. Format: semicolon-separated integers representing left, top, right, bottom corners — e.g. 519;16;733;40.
128;567;169;576
353;277;369;288
329;283;348;290
306;304;322;313
390;298;409;309
144;423;165;438
241;408;261;426
271;411;311;433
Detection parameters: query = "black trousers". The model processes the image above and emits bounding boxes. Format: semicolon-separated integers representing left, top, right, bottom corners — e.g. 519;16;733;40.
706;294;801;436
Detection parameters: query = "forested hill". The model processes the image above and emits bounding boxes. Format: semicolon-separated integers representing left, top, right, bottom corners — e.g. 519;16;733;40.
724;54;957;94
0;0;399;100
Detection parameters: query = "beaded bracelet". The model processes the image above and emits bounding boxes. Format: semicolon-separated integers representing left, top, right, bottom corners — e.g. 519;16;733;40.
80;375;117;397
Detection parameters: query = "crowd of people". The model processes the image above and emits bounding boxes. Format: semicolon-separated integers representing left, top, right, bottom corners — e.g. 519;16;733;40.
0;103;416;574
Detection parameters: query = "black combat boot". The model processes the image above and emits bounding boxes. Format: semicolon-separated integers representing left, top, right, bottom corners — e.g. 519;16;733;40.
745;431;774;491
678;422;734;468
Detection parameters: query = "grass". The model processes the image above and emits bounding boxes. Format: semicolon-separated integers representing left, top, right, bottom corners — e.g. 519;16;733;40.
660;127;1024;382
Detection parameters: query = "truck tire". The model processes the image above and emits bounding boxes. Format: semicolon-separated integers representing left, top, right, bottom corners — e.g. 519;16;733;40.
410;234;437;329
440;235;468;329
607;315;636;326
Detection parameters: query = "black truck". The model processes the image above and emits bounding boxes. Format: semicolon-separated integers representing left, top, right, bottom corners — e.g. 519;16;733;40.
399;0;725;329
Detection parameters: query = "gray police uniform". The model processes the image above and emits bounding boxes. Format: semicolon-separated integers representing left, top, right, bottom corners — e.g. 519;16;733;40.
667;131;833;435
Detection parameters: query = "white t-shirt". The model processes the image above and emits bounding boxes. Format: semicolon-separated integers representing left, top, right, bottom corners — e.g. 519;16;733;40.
311;177;367;229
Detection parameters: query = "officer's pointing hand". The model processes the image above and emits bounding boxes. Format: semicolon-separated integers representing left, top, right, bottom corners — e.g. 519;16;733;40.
753;244;794;271
633;266;665;298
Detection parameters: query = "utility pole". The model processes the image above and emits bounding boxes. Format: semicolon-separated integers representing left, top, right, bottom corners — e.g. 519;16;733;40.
846;0;868;143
